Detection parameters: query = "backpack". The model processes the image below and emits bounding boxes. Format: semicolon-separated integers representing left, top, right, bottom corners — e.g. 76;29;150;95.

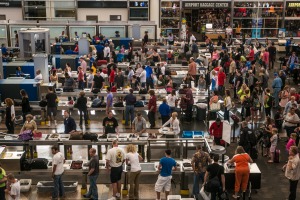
243;96;252;108
266;94;274;108
184;44;189;53
252;96;261;109
91;98;102;108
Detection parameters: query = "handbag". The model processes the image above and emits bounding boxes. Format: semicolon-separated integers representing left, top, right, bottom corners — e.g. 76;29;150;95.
71;160;83;169
231;115;240;123
30;158;48;169
69;131;83;140
39;99;47;107
200;186;211;200
18;130;33;141
210;102;221;111
83;132;98;141
220;191;229;200
204;167;221;193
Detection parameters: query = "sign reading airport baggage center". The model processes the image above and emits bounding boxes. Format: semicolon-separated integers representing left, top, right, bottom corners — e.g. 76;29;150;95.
183;2;230;8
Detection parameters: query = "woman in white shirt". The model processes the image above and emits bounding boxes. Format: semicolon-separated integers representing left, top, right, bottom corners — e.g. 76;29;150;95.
126;144;143;200
162;112;180;135
139;66;146;88
224;89;232;122
167;90;177;113
135;63;143;77
87;68;94;88
104;43;110;61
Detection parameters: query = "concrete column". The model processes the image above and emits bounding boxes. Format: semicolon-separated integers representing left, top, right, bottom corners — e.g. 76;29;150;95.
150;0;160;39
33;54;49;83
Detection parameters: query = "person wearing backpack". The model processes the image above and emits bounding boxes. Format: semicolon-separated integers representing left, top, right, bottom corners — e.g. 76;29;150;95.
264;88;273;117
241;89;252;122
228;146;253;199
191;145;212;197
203;154;225;200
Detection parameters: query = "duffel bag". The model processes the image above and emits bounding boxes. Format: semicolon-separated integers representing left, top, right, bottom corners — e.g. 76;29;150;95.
71;160;83;169
39;99;47;107
18;130;33;141
69;131;83;140
30;158;48;169
83;132;98;141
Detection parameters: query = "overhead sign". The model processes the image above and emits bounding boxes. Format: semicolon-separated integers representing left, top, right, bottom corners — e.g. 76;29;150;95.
78;1;127;8
287;2;300;8
183;2;230;8
0;1;22;7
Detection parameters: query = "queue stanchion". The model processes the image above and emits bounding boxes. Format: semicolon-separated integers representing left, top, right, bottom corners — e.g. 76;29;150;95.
180;171;189;196
81;171;88;195
122;167;128;196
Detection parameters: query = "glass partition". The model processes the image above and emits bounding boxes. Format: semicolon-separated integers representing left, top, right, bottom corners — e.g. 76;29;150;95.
69;26;96;41
40;26;66;43
99;26;126;38
0;25;7;46
10;26;36;47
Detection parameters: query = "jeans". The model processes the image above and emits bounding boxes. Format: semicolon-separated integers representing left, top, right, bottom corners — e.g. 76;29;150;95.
289;179;299;200
79;108;88;125
211;186;222;200
146;77;154;90
125;105;135;125
148;111;156;127
186;104;193;122
78;80;84;90
286;126;297;139
52;174;64;198
224;107;230;122
86;175;98;200
192;172;205;196
273;88;281;107
0;186;5;200
5;119;14;134
218;85;224;96
129;170;141;199
161;115;169;125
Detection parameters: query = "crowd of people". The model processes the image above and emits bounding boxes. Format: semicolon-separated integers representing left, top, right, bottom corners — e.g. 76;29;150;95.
3;31;300;200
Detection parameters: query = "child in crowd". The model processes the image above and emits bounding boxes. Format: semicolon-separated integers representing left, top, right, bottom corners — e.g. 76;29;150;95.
120;45;125;54
173;48;179;64
268;128;278;163
286;133;297;155
167;51;172;64
134;52;140;63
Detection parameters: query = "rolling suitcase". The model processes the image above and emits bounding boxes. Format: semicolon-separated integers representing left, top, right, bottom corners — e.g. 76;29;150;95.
274;149;280;163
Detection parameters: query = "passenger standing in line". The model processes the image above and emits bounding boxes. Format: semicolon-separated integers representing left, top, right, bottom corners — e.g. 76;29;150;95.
155;149;177;200
159;98;171;125
46;87;58;127
106;87;113;114
283;146;300;200
139;65;147;88
20;89;31;123
131;112;147;137
228;146;253;199
5;98;15;134
106;140;126;200
83;148;99;200
77;66;85;90
77;91;88;126
184;86;194;123
272;73;282;108
148;90;157;128
51;146;65;200
124;89;136;126
191;145;212;198
126;144;143;200
63;110;76;134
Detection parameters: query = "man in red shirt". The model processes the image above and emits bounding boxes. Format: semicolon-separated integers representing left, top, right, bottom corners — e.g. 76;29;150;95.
77;66;85;90
148;90;157;128
184;86;194;123
209;118;223;145
217;67;226;96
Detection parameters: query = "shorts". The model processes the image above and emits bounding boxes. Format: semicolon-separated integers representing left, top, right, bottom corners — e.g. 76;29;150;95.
47;107;57;117
155;175;172;192
110;166;123;183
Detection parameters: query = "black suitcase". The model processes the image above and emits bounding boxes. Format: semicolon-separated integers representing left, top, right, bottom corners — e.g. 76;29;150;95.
30;158;48;169
83;132;98;141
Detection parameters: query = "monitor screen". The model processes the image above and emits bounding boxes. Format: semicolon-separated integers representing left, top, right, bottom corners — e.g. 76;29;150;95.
206;24;213;29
